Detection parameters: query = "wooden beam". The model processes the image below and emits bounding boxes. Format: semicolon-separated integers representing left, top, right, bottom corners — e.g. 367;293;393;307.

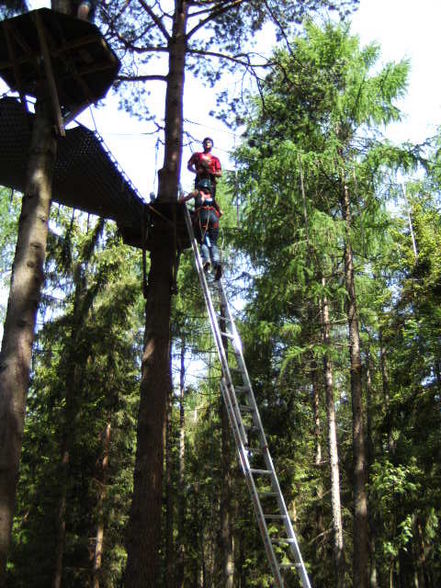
34;11;65;137
2;21;28;113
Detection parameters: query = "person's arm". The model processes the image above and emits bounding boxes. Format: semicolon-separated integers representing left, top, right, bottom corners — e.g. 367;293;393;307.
187;153;197;174
178;190;197;204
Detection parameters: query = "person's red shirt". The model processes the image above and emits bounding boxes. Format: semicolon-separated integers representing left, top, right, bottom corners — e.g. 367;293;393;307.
187;151;221;178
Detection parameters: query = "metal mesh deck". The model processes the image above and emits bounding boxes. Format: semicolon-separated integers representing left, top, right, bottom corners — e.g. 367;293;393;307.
0;96;190;250
0;96;147;247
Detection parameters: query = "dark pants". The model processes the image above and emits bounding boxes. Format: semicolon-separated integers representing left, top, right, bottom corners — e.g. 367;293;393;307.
195;207;220;266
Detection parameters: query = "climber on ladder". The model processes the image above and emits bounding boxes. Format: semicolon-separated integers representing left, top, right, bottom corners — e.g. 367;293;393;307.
179;178;223;280
181;202;313;588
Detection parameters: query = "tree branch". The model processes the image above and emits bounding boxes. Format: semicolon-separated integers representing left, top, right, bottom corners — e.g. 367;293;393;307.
117;74;168;83
187;0;248;40
262;0;295;58
137;0;171;42
187;47;271;69
109;23;169;54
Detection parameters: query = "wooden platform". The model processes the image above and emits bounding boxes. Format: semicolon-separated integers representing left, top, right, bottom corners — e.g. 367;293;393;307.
0;8;119;120
0;9;190;251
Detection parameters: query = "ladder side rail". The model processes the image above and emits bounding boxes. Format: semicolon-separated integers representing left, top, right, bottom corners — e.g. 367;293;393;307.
216;281;271;444
183;205;248;445
183;206;285;586
220;381;286;588
184;206;312;588
217;281;274;450
217;281;312;588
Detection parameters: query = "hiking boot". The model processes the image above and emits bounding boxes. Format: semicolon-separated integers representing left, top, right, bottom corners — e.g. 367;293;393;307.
203;261;211;273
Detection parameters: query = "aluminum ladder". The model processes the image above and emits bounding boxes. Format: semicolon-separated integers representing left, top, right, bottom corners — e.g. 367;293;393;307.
183;205;312;588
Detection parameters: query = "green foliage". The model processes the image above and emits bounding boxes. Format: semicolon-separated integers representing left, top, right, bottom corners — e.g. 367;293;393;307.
7;208;143;586
227;19;440;588
0;189;21;322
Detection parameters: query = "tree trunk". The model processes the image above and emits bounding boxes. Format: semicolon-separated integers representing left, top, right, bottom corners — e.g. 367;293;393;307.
340;181;368;588
0;96;57;584
220;399;234;587
311;357;326;557
53;223;104;588
320;283;345;587
176;339;186;588
157;5;187;204
92;421;111;588
311;359;322;467
365;357;378;588
124;238;175;587
165;367;174;588
53;361;82;588
379;328;395;455
125;4;188;586
53;443;69;588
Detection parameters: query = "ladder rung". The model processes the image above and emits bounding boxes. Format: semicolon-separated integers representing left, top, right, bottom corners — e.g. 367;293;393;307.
271;538;296;544
239;404;253;413
216;313;232;322
279;562;302;569
264;514;288;520
220;330;235;339
251;468;272;475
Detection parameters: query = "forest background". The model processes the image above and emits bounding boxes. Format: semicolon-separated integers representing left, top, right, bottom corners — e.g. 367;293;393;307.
0;0;440;587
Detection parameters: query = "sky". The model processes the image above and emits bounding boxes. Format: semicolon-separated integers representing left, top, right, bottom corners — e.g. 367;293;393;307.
13;0;441;200
94;0;441;200
351;0;441;145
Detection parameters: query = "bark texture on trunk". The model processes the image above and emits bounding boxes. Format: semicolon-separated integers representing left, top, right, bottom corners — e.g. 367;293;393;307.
92;421;111;588
0;97;56;584
165;373;174;588
176;340;186;588
341;182;368;588
321;284;345;587
125;3;188;585
124;237;175;587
